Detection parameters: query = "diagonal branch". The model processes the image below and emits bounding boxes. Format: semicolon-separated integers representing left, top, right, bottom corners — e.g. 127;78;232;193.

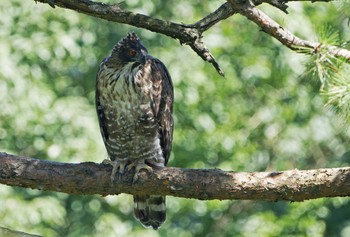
1;152;350;201
190;3;236;33
33;0;225;76
32;0;348;76
228;0;350;60
0;226;41;237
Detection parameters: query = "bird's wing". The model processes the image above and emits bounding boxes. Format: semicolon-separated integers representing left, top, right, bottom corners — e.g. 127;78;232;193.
95;63;110;147
149;58;174;165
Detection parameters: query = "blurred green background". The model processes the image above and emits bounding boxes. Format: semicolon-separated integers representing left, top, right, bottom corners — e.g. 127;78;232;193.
1;1;350;236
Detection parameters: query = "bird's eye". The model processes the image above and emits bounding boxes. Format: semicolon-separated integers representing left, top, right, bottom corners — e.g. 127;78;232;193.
128;49;137;57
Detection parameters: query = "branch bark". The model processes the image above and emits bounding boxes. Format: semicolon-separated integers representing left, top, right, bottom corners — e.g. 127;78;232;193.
32;0;350;76
227;0;350;60
33;0;227;76
1;152;350;201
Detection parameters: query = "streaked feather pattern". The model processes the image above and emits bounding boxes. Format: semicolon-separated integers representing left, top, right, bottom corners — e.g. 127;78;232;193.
96;33;173;229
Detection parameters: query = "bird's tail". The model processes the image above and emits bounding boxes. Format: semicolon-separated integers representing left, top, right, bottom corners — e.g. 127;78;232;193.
133;195;166;229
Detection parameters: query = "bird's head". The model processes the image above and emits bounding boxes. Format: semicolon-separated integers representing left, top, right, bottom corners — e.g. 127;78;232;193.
110;32;148;66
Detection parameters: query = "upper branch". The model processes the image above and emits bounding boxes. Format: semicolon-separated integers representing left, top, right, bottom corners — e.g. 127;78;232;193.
191;2;236;32
33;0;348;76
33;0;225;76
1;152;350;201
228;0;350;60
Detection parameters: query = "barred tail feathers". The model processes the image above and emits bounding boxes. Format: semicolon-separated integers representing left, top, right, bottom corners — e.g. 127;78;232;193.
133;195;166;229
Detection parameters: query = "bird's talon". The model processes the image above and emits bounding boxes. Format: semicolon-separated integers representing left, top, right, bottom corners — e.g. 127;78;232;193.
128;161;154;183
102;159;112;165
102;159;128;183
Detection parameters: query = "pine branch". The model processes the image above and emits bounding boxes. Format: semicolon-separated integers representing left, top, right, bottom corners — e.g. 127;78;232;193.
227;0;350;61
32;0;350;77
1;152;350;201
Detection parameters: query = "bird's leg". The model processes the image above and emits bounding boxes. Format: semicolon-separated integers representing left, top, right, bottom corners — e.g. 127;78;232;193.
126;159;153;182
102;159;129;183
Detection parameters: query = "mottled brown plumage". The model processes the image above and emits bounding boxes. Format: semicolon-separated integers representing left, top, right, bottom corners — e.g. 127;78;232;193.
95;33;173;229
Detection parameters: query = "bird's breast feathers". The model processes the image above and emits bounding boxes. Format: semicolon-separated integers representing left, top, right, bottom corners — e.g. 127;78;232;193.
97;60;155;119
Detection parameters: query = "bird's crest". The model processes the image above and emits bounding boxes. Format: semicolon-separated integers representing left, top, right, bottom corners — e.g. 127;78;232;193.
112;32;141;53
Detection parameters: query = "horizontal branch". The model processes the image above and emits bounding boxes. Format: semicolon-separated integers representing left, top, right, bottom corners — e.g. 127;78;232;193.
1;152;350;201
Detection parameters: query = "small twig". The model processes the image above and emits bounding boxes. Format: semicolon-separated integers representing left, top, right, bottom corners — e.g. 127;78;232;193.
253;0;289;13
0;227;41;237
189;37;225;76
253;0;335;12
191;2;236;33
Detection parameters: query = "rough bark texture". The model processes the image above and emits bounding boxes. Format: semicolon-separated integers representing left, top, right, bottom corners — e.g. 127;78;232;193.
34;0;229;76
7;0;349;203
32;0;350;76
1;152;350;201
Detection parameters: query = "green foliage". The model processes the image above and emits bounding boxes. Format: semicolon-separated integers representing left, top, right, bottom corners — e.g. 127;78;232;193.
305;26;342;86
322;74;350;125
303;25;350;123
0;1;350;237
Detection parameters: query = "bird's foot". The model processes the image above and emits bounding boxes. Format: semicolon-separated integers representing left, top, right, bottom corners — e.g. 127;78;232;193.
126;160;153;182
102;159;129;183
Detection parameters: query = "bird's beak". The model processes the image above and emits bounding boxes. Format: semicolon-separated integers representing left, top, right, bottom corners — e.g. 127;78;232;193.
136;49;148;64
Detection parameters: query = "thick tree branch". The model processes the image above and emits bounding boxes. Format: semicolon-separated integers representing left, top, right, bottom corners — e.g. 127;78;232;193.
1;152;350;201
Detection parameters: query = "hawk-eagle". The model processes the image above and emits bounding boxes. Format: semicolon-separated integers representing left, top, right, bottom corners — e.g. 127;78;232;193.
95;32;174;229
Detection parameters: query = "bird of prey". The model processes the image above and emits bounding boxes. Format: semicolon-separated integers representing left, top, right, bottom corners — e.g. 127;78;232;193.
95;32;174;229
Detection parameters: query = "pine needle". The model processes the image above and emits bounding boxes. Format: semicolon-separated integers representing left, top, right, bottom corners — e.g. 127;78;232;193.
303;25;350;122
